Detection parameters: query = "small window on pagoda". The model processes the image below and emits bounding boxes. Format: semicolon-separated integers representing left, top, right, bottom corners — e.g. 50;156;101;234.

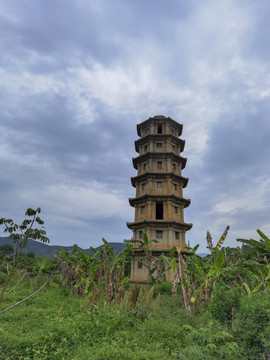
156;203;163;219
158;161;162;169
139;230;143;239
157;181;162;189
143;163;147;172
158;124;162;134
173;183;178;191
156;142;162;148
174;206;178;214
141;183;145;191
175;231;180;240
137;260;142;269
144;145;148;153
156;230;163;239
140;206;145;214
172;163;177;171
172;145;176;152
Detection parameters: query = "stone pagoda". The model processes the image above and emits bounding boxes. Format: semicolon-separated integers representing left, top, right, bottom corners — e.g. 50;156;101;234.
127;115;192;283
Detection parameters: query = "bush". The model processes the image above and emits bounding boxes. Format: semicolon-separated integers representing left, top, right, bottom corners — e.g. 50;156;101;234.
0;271;8;285
232;292;270;359
0;244;13;259
209;285;241;325
154;281;173;296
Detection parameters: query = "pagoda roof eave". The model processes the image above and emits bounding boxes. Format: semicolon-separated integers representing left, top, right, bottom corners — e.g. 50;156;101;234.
132;152;187;170
129;194;191;208
131;172;189;188
126;220;193;231
134;135;185;153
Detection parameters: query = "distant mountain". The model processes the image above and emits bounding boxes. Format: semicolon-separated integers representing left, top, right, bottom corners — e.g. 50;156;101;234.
0;237;126;258
0;237;209;258
96;242;126;254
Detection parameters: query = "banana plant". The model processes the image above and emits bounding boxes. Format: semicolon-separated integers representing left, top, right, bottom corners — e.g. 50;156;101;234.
127;231;159;284
188;227;231;306
188;249;226;308
236;229;270;293
237;229;270;260
170;246;192;312
128;230;158;255
240;260;270;294
242;282;262;296
56;239;133;300
56;245;102;295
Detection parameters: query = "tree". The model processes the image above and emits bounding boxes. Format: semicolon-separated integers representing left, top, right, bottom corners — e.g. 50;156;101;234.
0;208;49;265
0;208;49;304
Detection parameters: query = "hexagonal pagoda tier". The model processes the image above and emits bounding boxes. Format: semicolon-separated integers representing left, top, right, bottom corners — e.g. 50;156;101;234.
127;115;192;283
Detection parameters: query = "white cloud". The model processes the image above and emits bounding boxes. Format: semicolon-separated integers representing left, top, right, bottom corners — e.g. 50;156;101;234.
20;182;132;223
213;177;270;216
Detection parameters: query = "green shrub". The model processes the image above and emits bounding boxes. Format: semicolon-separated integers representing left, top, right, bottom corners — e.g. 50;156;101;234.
209;285;241;325
0;244;13;259
154;281;173;296
0;271;8;285
233;292;270;359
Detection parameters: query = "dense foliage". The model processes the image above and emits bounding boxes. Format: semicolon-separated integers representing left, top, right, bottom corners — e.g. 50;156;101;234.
1;210;270;359
1;277;270;359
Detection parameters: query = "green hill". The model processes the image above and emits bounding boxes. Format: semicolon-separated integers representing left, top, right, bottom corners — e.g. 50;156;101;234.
0;237;126;258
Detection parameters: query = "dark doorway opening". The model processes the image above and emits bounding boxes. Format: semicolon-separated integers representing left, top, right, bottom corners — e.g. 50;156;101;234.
156;203;163;219
158;124;162;134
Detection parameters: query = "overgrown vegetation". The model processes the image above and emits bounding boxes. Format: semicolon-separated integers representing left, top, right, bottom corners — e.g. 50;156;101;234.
1;209;270;359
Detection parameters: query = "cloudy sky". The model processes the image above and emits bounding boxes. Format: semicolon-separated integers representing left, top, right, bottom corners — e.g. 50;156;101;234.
1;0;270;251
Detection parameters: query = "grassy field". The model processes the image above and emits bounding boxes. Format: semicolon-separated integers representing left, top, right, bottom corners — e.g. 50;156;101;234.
1;212;270;358
1;275;269;360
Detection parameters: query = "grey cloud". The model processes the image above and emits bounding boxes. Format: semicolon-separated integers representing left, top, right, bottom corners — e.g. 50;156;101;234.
1;0;270;249
183;101;270;249
204;106;270;182
249;3;270;61
0;1;121;69
1;89;136;193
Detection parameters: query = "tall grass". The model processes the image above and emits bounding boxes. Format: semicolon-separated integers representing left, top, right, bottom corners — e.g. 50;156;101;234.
1;276;268;360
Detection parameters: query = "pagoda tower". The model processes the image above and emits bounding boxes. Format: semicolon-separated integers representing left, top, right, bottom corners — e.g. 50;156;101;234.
127;115;192;283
